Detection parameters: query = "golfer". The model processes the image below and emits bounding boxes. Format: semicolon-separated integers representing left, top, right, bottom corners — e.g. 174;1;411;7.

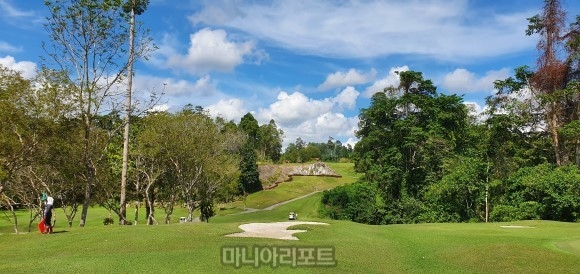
41;193;54;234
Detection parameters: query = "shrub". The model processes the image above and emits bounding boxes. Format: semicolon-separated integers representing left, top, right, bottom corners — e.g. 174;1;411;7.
103;217;114;225
320;182;387;224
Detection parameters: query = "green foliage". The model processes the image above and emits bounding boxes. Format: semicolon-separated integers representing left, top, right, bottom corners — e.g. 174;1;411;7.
326;68;580;226
134;111;243;223
257;119;283;163
349;71;469;224
42;0;158;227
122;0;149;15
239;112;259;146
320;182;387;224
103;217;114;225
424;156;487;222
492;164;580;222
490;203;542;222
199;199;214;222
238;140;262;194
281;137;353;163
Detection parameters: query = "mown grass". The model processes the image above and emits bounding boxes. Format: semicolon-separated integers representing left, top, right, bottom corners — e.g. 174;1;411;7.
2;163;580;273
219;162;360;211
3;200;580;273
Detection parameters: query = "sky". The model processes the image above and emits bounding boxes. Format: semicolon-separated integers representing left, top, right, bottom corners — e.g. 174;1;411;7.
1;0;579;148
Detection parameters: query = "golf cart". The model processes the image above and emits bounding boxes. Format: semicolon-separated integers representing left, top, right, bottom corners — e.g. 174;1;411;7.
288;212;297;220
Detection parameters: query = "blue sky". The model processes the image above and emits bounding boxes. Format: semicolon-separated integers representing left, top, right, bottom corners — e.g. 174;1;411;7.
1;0;579;148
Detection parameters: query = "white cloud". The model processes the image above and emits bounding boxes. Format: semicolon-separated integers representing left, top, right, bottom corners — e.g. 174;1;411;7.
364;66;409;97
148;104;169;113
258;91;334;126
188;0;245;26
189;1;534;60
333;86;359;110
0;0;34;18
280;113;358;149
442;68;511;93
344;137;358;149
206;98;248;122
318;68;376;90
315;112;352;133
129;74;226;113
255;89;360;148
0;55;36;78
0;41;21;53
464;101;484;116
165;28;263;75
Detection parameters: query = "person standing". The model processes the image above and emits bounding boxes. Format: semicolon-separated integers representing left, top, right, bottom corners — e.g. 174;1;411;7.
41;193;54;234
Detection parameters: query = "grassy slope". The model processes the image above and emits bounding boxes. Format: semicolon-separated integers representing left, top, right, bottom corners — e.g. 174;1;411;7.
218;162;359;213
2;163;580;273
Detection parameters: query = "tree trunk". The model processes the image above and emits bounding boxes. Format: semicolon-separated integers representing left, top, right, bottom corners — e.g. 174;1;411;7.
134;201;139;225
164;203;173;224
576;139;580;167
8;202;19;234
120;2;137;226
187;201;196;222
79;116;94;227
145;202;151;224
550;104;562;166
145;184;155;225
485;187;489;223
62;203;78;228
79;168;94;227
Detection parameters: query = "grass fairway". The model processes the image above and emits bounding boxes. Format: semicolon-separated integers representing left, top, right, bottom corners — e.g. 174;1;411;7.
2;163;580;273
218;162;360;212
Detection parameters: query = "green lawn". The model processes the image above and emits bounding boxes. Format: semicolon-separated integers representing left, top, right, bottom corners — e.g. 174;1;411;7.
2;163;580;273
218;162;360;212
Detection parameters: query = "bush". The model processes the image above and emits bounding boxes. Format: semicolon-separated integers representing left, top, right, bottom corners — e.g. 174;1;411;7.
103;217;114;225
320;182;387;224
490;202;542;222
497;164;580;222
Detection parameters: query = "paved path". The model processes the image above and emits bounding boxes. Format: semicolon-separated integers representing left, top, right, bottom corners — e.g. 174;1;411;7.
231;190;321;215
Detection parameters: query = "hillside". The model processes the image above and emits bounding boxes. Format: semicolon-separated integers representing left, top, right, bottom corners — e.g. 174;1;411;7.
259;162;342;189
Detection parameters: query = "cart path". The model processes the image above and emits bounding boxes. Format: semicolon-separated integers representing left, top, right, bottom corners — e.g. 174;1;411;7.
231;190;321;215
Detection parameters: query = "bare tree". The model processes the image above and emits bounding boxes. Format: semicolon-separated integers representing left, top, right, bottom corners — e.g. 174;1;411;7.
43;0;133;227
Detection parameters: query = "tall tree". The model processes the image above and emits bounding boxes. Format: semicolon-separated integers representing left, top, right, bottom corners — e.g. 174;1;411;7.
134;111;242;223
353;71;467;223
526;0;580;165
31;68;85;228
120;0;151;225
257;119;283;162
239;112;259;148
0;66;36;234
44;0;134;227
238;140;262;194
486;66;552;179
